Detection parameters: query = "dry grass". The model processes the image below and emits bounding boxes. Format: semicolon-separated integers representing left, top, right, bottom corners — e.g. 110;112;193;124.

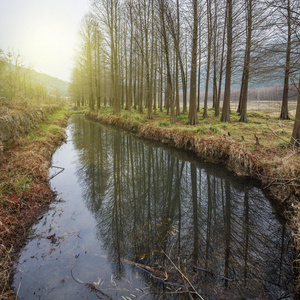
88;104;299;180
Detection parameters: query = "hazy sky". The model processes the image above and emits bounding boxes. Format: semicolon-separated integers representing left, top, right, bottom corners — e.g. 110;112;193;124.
0;0;91;82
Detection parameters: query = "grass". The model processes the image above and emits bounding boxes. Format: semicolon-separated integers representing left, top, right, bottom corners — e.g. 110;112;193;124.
85;104;296;153
0;172;32;206
25;107;69;141
85;104;299;187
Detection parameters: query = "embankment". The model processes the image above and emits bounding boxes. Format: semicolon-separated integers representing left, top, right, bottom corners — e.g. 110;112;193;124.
0;107;59;149
85;112;299;203
0;106;68;299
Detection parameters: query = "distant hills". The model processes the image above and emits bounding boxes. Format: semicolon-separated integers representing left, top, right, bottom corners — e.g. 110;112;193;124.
30;70;69;97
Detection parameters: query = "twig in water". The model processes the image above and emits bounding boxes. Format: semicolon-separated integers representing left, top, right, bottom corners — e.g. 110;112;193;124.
49;166;65;180
71;264;112;300
161;250;205;300
178;257;193;300
193;266;232;282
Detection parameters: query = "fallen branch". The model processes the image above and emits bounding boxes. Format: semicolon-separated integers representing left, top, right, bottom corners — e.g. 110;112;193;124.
263;179;277;190
49;166;65;180
263;176;300;190
178;257;194;300
71;265;112;300
161;250;205;300
193;265;233;282
121;258;187;288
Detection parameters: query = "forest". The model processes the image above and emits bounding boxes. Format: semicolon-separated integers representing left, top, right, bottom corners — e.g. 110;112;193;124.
69;0;299;139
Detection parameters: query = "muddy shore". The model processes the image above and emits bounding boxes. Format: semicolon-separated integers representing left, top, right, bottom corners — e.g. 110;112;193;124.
0;106;68;299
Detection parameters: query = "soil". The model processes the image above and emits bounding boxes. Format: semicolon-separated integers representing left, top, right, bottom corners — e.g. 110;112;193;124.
0;107;68;299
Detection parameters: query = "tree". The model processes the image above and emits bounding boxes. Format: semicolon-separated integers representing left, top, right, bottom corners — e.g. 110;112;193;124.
267;0;299;120
292;78;300;146
280;0;292;120
203;0;212;119
238;0;253;122
158;0;175;124
221;0;232;123
188;0;199;125
215;0;227;117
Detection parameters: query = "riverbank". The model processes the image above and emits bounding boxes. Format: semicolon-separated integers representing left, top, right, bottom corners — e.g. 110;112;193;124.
85;107;300;290
0;106;69;299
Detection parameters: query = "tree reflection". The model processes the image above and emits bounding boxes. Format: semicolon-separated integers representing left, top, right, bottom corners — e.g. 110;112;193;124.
70;116;293;299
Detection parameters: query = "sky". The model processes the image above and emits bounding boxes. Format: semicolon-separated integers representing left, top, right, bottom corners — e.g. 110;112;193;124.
0;0;91;82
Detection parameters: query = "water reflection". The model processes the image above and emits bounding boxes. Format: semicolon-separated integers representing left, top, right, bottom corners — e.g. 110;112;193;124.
70;116;293;299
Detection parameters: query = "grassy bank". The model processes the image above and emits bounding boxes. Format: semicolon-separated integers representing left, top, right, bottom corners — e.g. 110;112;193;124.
0;106;69;299
85;106;299;181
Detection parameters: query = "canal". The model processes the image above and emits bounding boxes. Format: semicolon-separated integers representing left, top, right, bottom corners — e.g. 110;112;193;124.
13;115;294;299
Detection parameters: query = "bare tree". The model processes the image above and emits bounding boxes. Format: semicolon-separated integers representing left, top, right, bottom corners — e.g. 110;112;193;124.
221;0;232;123
203;0;212;119
158;0;175;123
292;77;300;146
188;0;199;125
238;0;253;122
280;0;292;120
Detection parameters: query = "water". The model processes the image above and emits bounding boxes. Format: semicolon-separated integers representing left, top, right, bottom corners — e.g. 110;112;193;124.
13;115;294;299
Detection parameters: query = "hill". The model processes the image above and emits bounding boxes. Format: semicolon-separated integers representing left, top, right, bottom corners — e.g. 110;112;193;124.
30;70;69;97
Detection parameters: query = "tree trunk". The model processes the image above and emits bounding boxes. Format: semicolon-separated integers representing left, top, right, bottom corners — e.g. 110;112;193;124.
203;0;212;119
197;28;201;113
188;0;199;125
175;0;180;116
280;0;291;120
159;0;175;123
215;5;227;117
292;77;300;147
221;0;232;123
239;0;252;123
127;1;133;112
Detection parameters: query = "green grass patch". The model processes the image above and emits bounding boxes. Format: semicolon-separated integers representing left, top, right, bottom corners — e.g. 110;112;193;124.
157;120;170;127
25;108;67;141
70;110;85;115
47;106;69;122
175;114;188;121
278;140;289;149
40;124;63;136
88;105;295;151
0;171;32;199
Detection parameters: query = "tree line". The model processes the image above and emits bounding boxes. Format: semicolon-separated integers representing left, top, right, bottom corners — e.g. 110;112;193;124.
0;50;63;106
69;0;300;137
